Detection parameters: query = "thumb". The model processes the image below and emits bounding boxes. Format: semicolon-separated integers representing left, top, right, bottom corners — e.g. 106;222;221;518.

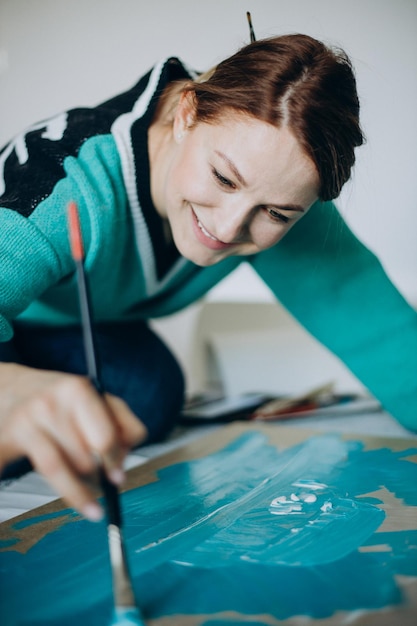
104;393;148;449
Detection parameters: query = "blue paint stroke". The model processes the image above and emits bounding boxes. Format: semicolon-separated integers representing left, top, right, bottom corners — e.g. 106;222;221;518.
12;508;77;529
0;538;18;549
0;432;416;625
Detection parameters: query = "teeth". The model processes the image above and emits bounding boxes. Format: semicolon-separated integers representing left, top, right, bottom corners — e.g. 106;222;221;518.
197;218;219;241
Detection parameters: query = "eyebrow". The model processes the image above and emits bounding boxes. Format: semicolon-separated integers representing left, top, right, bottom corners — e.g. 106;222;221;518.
215;150;248;186
214;149;305;213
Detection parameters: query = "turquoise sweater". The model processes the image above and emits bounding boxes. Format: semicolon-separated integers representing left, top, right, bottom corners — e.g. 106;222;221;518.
0;58;416;430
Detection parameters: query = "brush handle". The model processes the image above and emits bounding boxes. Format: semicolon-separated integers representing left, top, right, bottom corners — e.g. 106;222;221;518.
74;259;101;390
100;468;122;528
76;261;122;528
68;201;138;615
74;256;123;530
68;201;101;389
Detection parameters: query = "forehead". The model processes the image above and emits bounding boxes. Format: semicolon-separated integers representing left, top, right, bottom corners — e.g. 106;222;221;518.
198;110;309;164
197;112;320;202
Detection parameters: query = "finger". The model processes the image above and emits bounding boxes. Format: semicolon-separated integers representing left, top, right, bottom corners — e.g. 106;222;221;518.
57;377;125;479
98;394;148;483
60;379;146;484
16;375;106;477
25;426;104;521
105;394;148;447
29;394;99;477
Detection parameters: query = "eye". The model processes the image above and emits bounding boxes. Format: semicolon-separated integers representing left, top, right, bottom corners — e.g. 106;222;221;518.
265;207;290;224
212;167;236;189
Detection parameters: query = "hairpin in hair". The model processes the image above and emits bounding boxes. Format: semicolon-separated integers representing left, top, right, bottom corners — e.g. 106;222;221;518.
246;11;256;42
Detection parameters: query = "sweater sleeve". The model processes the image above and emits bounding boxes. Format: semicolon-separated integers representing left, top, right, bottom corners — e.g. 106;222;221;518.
0;209;64;341
0;98;132;340
250;201;417;432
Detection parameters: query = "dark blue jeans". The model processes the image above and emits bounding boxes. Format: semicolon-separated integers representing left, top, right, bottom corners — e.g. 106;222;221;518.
0;320;185;478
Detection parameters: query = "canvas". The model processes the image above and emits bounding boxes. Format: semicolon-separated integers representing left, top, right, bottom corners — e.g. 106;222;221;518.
1;423;416;625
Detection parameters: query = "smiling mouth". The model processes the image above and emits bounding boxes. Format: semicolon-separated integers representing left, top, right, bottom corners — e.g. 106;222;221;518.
191;206;235;251
196;217;219;241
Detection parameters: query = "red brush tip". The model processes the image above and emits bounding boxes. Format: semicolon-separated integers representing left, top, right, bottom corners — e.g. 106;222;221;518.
67;201;84;261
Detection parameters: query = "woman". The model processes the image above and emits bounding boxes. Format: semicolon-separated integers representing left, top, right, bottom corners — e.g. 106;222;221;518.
0;34;416;521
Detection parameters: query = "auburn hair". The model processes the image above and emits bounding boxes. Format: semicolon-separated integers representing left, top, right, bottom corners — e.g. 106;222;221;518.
183;34;364;200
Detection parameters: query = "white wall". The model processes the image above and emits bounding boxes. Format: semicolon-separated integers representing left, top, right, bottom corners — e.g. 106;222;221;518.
1;1;416;393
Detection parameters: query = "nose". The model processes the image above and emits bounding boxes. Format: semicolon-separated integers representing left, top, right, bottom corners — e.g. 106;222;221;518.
214;199;252;244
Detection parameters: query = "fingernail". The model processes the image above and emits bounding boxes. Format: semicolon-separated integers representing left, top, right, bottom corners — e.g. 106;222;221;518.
109;468;125;485
83;502;104;522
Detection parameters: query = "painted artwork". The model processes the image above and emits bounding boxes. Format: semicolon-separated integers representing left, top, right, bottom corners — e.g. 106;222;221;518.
0;424;416;625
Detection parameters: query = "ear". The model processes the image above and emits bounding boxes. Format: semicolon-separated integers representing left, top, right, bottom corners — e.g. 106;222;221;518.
173;90;197;142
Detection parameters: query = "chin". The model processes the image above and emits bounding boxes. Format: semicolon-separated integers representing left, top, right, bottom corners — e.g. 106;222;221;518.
173;237;218;267
182;250;223;267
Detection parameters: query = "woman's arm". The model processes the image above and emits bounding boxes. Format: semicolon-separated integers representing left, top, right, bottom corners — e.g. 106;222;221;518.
250;201;417;431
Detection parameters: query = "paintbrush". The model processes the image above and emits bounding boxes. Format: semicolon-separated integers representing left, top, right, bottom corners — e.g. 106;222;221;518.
252;382;335;420
67;201;145;626
246;11;256;43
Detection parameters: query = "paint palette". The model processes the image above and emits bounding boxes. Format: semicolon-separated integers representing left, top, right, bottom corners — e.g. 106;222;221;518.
1;423;417;625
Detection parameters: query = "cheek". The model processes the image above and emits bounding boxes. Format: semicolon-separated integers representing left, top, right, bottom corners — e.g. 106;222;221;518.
169;152;198;197
169;156;214;206
250;221;288;251
162;164;190;217
251;214;308;251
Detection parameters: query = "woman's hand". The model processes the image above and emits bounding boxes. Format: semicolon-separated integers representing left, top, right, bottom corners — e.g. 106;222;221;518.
0;362;147;521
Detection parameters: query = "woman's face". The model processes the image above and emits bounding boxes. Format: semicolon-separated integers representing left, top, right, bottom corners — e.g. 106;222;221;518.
154;97;320;267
